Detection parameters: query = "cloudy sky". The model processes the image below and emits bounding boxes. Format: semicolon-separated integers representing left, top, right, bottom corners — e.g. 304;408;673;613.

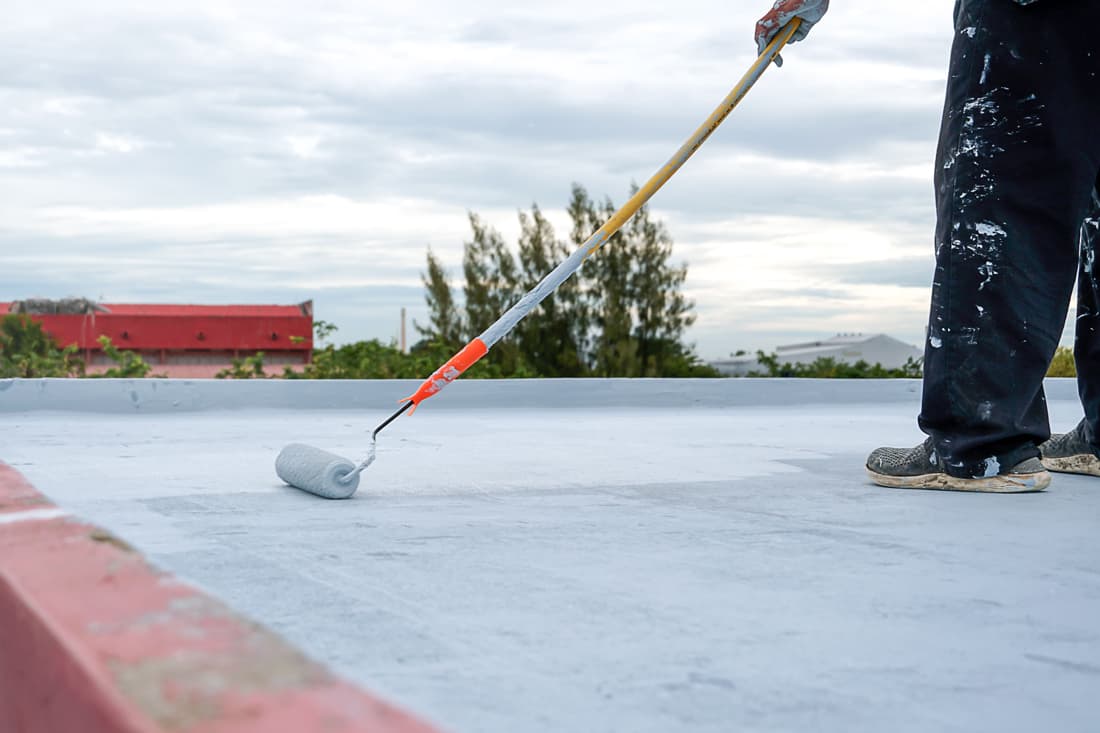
1;0;1034;359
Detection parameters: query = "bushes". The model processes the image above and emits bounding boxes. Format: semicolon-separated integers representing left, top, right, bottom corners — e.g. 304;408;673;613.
747;352;924;379
0;315;84;378
0;315;154;378
94;336;153;378
285;339;538;381
1047;346;1076;377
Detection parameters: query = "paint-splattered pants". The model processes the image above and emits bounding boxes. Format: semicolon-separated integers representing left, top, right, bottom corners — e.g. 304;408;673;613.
918;0;1100;477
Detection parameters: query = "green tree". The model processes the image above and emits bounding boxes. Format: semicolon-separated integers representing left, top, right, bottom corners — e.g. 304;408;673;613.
514;204;587;376
568;186;639;376
569;184;704;377
0;315;84;377
416;183;712;378
627;195;696;375
417;248;465;350
313;320;338;347
462;213;526;374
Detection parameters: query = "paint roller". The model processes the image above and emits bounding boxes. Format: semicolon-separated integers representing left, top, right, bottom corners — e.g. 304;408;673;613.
275;20;803;498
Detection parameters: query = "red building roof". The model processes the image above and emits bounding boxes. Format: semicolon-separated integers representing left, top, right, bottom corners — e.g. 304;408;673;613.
1;301;313;352
97;304;307;317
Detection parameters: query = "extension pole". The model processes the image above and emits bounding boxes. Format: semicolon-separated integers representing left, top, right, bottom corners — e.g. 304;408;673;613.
402;19;803;414
275;20;804;498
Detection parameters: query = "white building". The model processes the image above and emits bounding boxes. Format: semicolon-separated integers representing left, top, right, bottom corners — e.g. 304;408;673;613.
711;333;923;377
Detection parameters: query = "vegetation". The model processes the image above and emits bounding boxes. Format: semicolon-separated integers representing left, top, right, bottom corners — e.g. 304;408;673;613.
0;315;153;378
216;352;269;379
745;344;1077;380
285;325;536;381
1047;346;1076;377
94;336;153;378
415;184;719;379
747;351;924;379
0;315;84;378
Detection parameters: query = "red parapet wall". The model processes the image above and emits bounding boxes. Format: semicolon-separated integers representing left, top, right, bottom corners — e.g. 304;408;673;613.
0;462;441;733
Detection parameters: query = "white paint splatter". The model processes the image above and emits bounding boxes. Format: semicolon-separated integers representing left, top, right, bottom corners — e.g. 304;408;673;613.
975;222;1007;238
982;457;1001;478
962;26;976;38
930;336;943;349
980;53;991;85
0;508;68;525
978;261;997;290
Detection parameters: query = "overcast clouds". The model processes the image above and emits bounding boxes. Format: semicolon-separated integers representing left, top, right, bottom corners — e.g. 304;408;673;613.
0;0;1023;359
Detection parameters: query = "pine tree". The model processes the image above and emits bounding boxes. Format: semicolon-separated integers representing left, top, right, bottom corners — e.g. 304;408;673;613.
570;185;642;376
417;184;708;378
515;204;587;376
417;248;464;349
627;196;696;375
568;184;701;377
463;213;526;374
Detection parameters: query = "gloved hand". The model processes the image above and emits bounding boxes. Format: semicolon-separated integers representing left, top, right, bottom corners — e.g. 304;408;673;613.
754;0;829;66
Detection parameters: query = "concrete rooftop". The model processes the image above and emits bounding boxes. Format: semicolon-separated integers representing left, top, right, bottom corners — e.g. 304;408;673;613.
3;377;1099;732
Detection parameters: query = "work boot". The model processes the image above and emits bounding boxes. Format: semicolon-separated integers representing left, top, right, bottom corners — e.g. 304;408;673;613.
866;438;1050;493
1040;419;1100;477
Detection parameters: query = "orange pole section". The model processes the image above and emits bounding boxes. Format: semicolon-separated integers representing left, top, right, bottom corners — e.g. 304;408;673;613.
404;338;489;409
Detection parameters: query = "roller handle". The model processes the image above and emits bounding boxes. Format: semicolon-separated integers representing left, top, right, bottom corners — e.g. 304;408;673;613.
399;19;803;413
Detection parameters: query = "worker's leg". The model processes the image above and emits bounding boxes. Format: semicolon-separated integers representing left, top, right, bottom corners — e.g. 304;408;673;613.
918;0;1100;477
1039;180;1100;477
1075;179;1100;446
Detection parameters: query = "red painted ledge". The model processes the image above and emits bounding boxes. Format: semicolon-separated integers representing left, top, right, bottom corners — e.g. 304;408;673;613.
0;462;442;733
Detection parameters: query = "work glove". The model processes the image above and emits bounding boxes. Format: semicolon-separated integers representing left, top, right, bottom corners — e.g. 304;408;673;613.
754;0;829;67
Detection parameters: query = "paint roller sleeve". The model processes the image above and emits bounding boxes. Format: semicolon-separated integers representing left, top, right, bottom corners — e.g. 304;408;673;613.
275;443;361;499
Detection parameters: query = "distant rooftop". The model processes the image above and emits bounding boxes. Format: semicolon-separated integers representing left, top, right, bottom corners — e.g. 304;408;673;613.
711;334;923;376
2;299;315;378
777;333;880;351
4;299;311;318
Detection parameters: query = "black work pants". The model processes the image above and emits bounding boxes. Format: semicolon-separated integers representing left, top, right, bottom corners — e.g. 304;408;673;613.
919;0;1100;477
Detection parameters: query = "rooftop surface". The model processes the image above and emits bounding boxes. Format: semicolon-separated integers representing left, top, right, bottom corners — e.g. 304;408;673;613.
3;378;1099;732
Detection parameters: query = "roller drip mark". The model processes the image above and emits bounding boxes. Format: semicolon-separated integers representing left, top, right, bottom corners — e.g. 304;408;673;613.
0;508;67;525
352;438;378;475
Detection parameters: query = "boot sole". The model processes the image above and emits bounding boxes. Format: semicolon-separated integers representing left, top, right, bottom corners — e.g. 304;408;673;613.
866;467;1051;493
1041;454;1100;477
